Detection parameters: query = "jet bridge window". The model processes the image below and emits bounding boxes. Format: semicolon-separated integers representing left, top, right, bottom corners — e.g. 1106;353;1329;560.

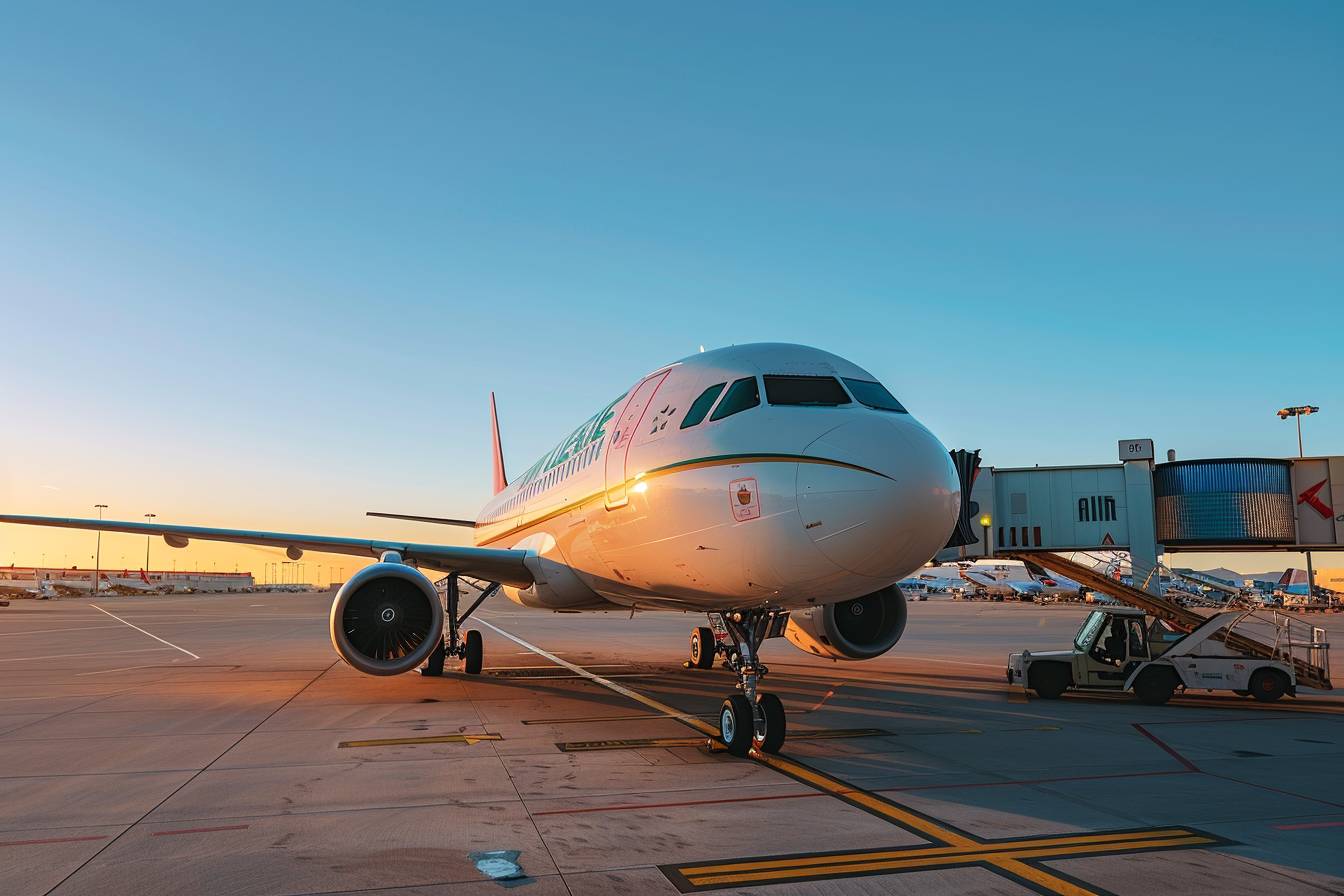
709;376;761;421
680;382;726;429
764;375;851;407
842;378;908;413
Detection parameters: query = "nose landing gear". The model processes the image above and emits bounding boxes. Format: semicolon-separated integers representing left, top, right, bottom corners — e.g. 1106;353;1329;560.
688;609;790;757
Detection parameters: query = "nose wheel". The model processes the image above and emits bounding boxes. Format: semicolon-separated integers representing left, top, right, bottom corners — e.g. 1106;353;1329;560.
694;609;789;756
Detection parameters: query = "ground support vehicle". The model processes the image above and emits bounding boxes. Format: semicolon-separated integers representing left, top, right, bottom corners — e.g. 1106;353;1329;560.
1008;606;1331;705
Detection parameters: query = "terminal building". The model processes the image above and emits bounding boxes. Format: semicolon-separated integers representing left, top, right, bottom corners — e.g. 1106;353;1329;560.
0;566;255;593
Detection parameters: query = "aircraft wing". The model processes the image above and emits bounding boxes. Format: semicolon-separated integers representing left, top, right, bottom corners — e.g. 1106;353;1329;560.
0;514;534;588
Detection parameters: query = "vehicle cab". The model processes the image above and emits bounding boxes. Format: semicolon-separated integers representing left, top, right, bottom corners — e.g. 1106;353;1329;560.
1007;607;1183;698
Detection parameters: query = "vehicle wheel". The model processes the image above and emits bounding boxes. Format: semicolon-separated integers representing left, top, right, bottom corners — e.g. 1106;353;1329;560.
1249;668;1287;703
753;693;786;754
720;694;753;757
1030;663;1070;699
1233;689;1251;697
689;627;716;670
1133;668;1177;705
463;630;483;675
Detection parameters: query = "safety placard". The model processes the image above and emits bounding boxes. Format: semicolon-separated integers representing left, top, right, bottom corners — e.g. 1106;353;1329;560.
730;477;761;522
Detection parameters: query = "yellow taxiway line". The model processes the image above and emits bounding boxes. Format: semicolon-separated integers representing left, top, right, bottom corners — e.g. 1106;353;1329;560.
476;618;1229;895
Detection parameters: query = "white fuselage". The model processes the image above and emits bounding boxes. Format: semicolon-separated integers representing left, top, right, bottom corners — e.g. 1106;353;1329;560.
473;344;960;613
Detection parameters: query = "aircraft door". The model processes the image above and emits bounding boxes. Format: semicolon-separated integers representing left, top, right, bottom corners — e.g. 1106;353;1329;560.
604;371;669;509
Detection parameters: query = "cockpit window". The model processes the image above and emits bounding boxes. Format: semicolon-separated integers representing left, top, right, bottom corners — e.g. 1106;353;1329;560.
709;376;761;421
680;382;726;429
842;378;908;413
764;375;852;407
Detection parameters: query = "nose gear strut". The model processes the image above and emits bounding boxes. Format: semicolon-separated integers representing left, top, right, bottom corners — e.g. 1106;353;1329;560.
689;608;790;756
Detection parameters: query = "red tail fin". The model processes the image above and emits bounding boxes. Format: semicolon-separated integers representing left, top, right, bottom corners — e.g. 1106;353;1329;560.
490;392;508;495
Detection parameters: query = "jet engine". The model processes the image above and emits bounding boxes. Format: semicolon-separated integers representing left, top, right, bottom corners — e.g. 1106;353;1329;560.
328;561;444;676
784;585;908;661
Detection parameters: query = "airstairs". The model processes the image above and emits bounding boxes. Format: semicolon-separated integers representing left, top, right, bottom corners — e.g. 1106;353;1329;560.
1002;551;1332;690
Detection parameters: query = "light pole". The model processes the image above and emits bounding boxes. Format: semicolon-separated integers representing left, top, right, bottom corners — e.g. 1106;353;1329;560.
979;513;993;559
144;513;156;572
1278;405;1321;602
93;504;108;594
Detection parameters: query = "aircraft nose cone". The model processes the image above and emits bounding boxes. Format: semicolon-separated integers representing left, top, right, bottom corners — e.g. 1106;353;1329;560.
797;416;960;580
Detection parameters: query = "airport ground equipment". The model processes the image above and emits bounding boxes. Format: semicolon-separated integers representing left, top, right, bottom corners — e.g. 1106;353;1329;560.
1008;605;1330;704
1002;551;1333;690
422;574;499;677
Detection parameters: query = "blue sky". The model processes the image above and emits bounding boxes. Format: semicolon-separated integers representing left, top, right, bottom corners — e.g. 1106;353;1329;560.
1;2;1340;575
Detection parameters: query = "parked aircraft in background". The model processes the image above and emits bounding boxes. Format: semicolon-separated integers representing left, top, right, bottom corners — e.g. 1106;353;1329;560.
105;570;170;595
949;559;1082;601
0;578;56;600
2;343;961;756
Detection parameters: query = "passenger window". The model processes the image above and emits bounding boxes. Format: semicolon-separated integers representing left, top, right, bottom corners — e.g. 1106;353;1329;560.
842;378;908;413
764;375;851;406
710;377;760;421
681;383;726;429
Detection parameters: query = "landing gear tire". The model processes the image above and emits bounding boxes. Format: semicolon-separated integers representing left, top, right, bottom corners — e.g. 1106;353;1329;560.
720;694;754;757
753;692;785;754
1133;668;1177;706
690;627;716;670
1249;668;1287;703
421;638;447;677
464;629;483;675
1030;664;1070;700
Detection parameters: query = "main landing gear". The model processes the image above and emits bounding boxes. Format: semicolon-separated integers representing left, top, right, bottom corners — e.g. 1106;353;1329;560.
688;609;790;757
423;574;499;677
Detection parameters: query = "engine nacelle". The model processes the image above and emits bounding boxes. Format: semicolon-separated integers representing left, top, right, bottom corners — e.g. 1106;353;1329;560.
329;562;444;676
784;585;908;661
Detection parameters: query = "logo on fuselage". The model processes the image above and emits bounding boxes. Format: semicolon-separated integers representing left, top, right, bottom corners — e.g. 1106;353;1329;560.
730;477;761;522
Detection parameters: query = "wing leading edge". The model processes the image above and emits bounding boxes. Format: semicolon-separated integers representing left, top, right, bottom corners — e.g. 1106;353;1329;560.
0;514;533;588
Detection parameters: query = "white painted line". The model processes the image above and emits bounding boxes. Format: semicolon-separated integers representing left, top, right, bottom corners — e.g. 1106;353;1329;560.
77;660;183;676
0;625;123;637
91;605;201;660
0;647;172;663
475;619;716;736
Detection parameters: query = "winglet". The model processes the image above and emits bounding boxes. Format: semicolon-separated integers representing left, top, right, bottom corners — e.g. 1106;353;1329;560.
490;392;508;495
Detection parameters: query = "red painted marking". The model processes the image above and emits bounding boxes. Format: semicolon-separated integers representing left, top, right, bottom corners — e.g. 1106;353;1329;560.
1273;820;1344;831
0;835;108;847
880;768;1194;793
151;824;250;837
1298;478;1332;519
531;768;1195;817
1132;723;1200;772
533;791;818;817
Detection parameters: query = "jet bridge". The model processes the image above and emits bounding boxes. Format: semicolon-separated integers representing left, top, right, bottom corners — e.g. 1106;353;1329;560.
937;441;1344;599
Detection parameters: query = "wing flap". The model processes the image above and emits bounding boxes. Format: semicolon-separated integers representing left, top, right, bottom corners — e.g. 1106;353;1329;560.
0;514;533;587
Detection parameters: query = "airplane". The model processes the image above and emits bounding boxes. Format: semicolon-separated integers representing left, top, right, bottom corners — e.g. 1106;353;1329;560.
1;343;960;756
0;577;57;600
105;569;169;595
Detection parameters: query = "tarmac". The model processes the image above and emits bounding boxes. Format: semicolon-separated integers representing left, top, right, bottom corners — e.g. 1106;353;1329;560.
1;591;1342;895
